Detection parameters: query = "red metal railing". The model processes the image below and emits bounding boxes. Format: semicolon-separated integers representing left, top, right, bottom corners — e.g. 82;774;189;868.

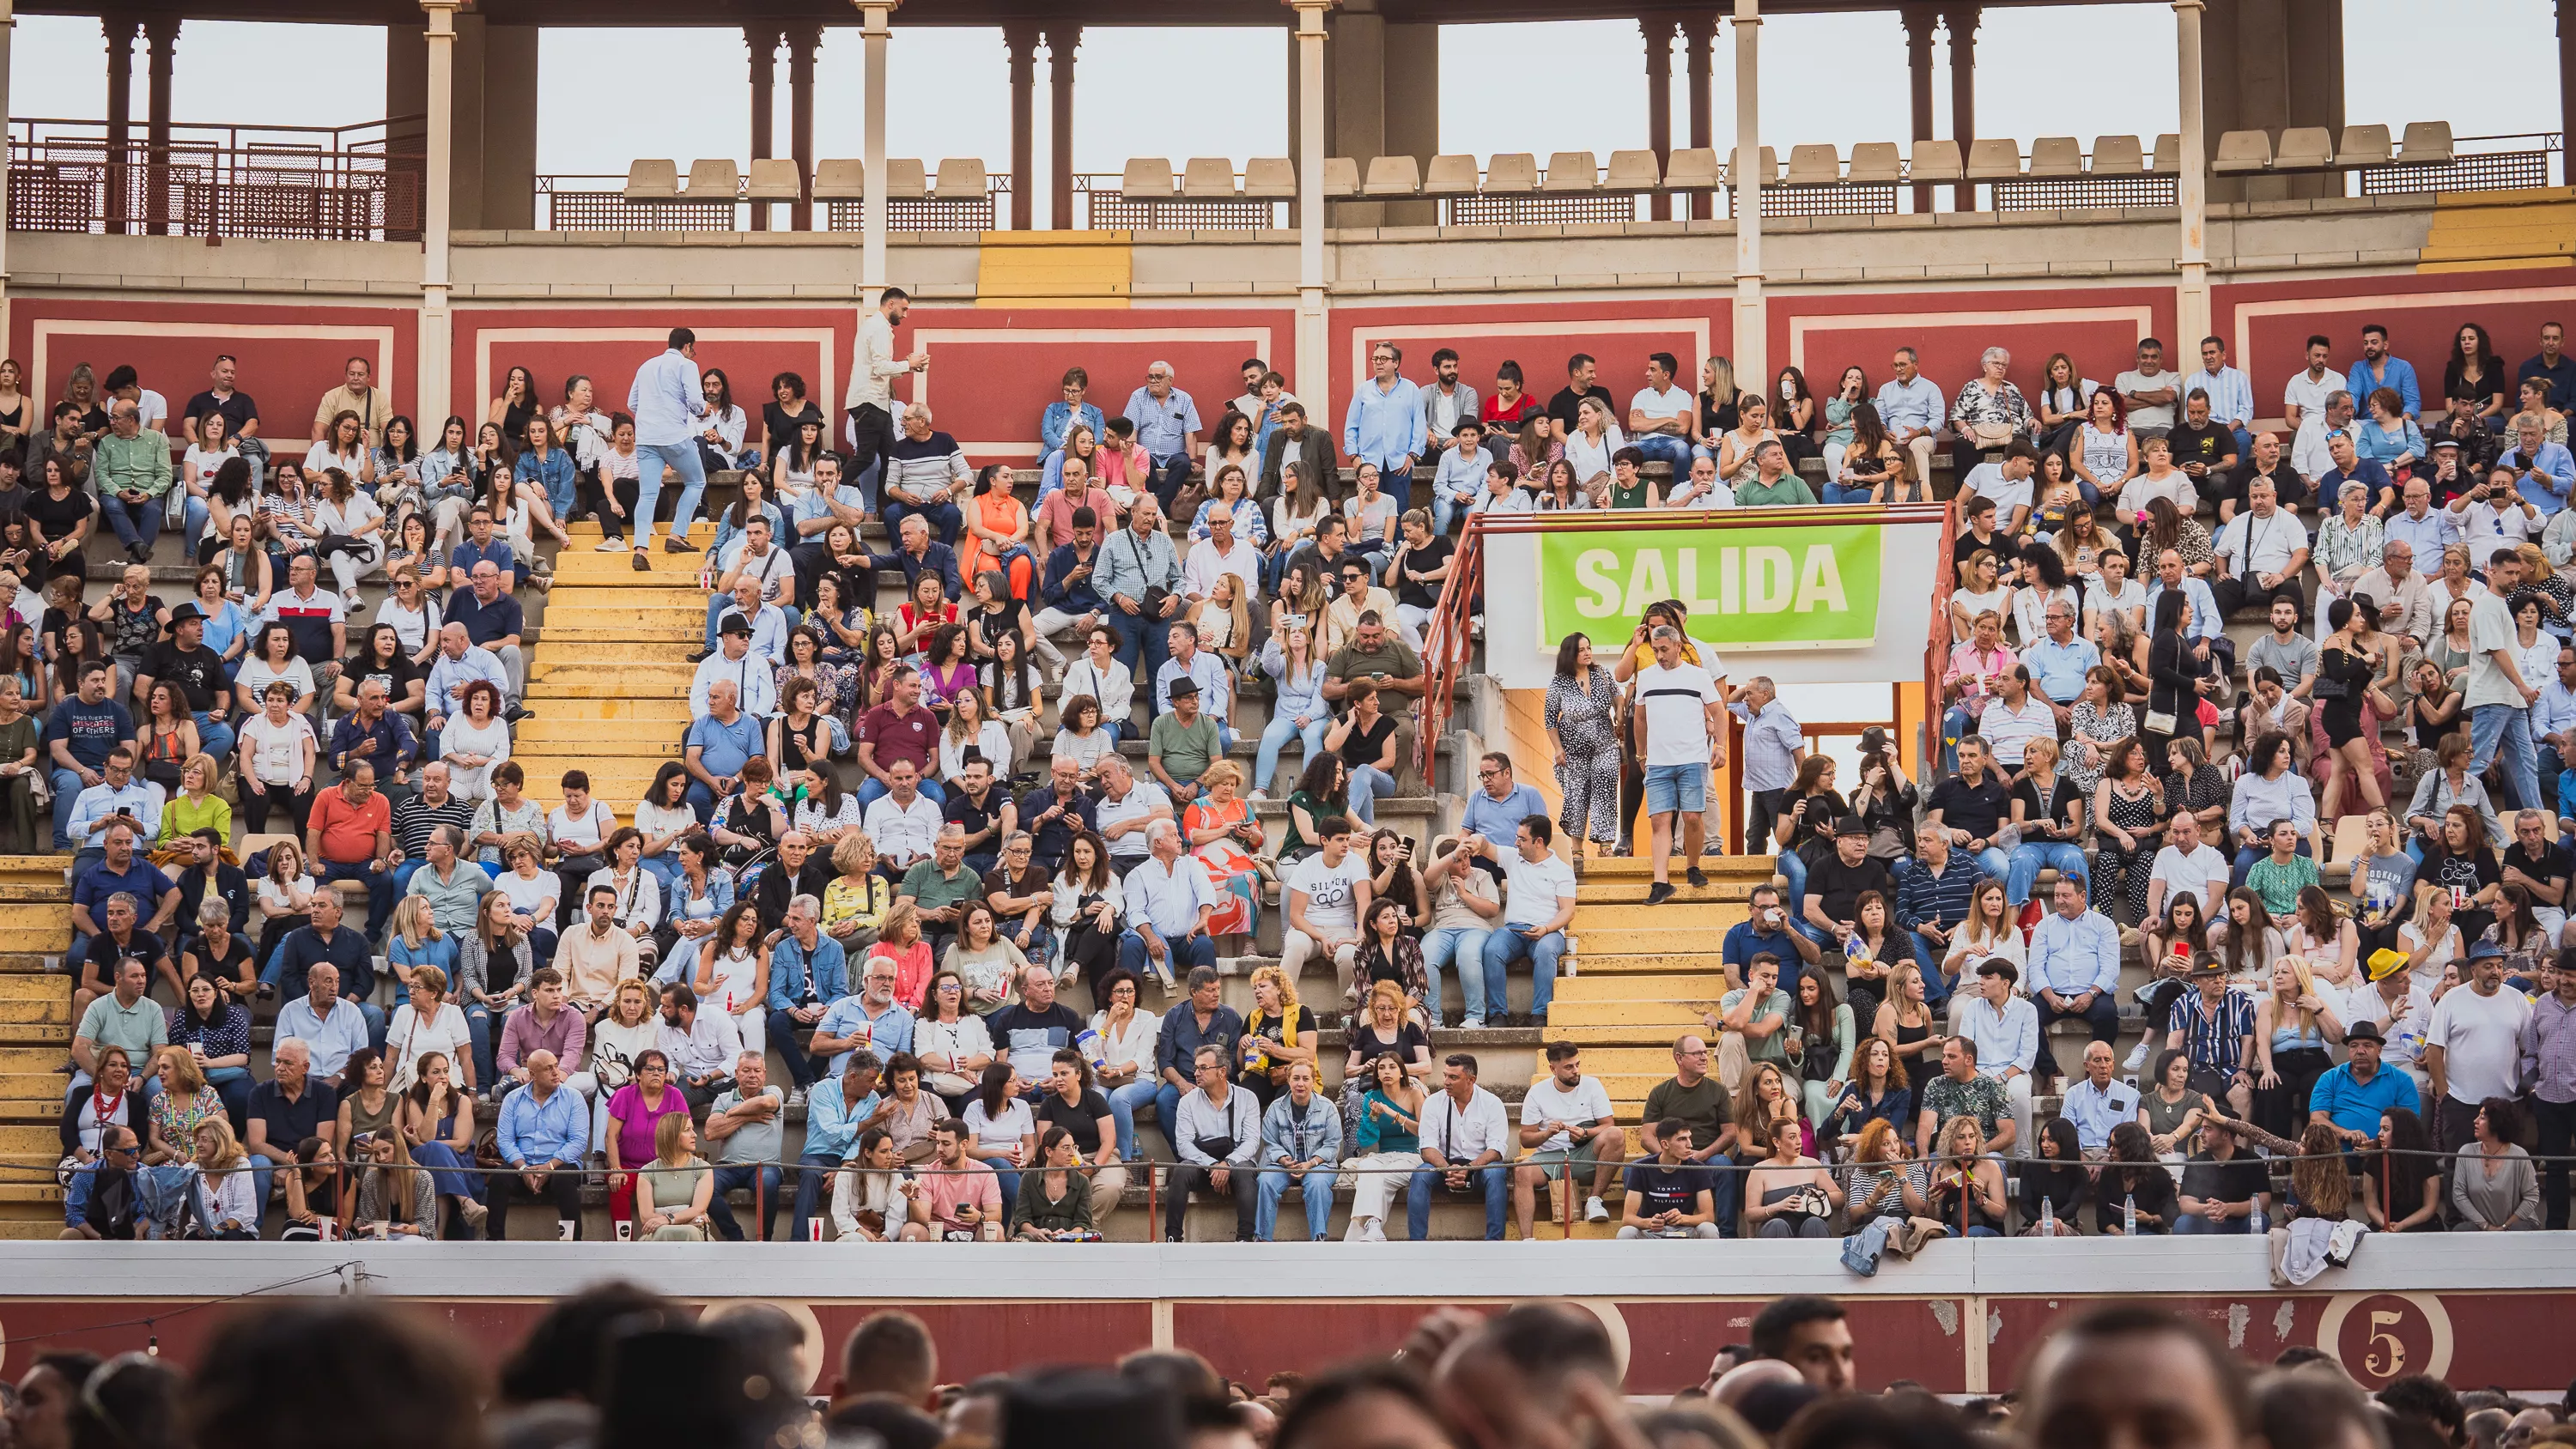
6;114;423;241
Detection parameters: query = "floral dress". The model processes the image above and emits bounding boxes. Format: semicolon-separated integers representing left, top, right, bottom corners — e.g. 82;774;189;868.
1184;796;1261;937
1543;664;1622;847
151;1086;227;1155
2064;700;2136;792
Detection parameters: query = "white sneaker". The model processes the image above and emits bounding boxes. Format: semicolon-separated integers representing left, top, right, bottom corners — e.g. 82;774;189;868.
1584;1194;1610;1223
1249;788;1268;801
786;1087;807;1107
593;538;625;552
2123;1039;2151;1073
1364;1219;1387;1242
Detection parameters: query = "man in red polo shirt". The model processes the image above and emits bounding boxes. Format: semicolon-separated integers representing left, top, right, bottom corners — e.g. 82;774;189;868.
856;664;941;809
307;757;396;939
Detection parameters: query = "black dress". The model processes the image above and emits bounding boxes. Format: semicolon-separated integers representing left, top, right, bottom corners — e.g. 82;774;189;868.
2316;643;2374;749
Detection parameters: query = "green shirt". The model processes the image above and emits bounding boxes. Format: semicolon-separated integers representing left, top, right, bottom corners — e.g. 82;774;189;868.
1716;987;1795;1064
1327;638;1423;688
1149;710;1222;784
76;991;168;1058
2244;853;2321;918
1734;475;1818;507
899;860;984;917
1641;1074;1733;1152
94;430;173;498
405;860;495;938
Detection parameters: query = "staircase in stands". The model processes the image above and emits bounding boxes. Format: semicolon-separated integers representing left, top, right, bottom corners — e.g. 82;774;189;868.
513;521;714;816
1526;852;1769;1240
0;860;77;1237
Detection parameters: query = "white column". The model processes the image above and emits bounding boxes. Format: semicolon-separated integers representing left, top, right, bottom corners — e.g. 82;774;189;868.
1731;0;1765;388
2173;0;2211;349
1291;0;1334;403
858;1;897;302
418;0;459;426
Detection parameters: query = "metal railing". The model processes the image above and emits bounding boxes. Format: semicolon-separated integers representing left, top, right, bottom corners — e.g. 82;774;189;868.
2358;131;2561;196
7;114;423;241
533;173;1008;233
1073;173;1283;231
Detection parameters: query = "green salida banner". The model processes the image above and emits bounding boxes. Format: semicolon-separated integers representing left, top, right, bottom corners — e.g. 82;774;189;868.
1538;523;1883;650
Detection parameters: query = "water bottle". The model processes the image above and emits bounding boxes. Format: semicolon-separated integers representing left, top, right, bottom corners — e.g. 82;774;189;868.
2038;1196;2056;1238
2248;1202;2266;1234
2123;1193;2138;1235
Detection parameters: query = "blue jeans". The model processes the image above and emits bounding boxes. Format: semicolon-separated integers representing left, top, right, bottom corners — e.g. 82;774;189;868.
1348;763;1397;826
1107;1077;1160;1161
879;499;963;549
1119;929;1216;987
1906;931;1955;1007
1481;926;1565;1021
1431;491;1477;537
768;1010;833;1090
631;440;708;547
1146;452;1193;513
181;496;210;554
317;858;396;937
2174;1210;2251;1235
790;1150;837;1241
2471;702;2543;814
1257;1167;1336;1240
708;1161;784;1241
49;767;88;849
854;776;945;809
100;492;161;550
1823;483;1875;505
1777;849;1808;914
192;711;235;761
1631;433;1692;474
1109;605;1172;684
1255;713;1328;796
1941;705;1974;773
465;1002;498;1089
1407;1162;1509;1240
1421;925;1492;1026
2005;843;2089;907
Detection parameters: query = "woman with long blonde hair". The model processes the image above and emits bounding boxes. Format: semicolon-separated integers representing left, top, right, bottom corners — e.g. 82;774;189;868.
2253;955;2342;1139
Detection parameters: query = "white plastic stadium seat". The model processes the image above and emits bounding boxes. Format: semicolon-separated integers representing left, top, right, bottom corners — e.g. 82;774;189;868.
2272;127;2336;172
2148;133;2182;174
1662;148;1721;191
683;159;741;197
932;158;987;200
1321;157;1360;198
623;160;679;200
1482;154;1540;192
1121;157;1176;197
1725;147;1778;185
1846;143;1904;185
1543;152;1601;191
2335;124;2393;168
1363;155;1423;196
745;159;802;199
1181;158;1237;198
2027;137;2084;179
1422;155;1481;196
1909;140;1963;183
1783;144;1841;185
2212;130;2273;173
1965;140;2022;180
882;159;927;199
1603;149;1661;191
2089;136;2144;176
2396;122;2454;167
1242;159;1296;197
811;160;866;199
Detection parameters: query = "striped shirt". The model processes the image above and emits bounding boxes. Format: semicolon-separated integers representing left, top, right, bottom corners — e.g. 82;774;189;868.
2166;989;2255;1077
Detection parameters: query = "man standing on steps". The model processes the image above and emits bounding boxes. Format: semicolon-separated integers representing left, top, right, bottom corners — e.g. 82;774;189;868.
846;287;926;496
626;326;711;567
1631;625;1727;906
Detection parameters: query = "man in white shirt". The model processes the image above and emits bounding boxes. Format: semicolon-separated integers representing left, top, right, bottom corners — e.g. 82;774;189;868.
702;515;793;656
2424;940;2532;1156
1473;815;1579;1026
2211;478;2310;621
1091;755;1173;873
1514;1040;1626;1233
860;761;945;874
1954;959;2036;1155
1120;818;1218;990
624;327;710;561
1626;351;1698;476
2466;546;2545;819
844;285;925;486
1279;814;1373;993
1631;625;1727;905
1956;442;2038;538
1182;502;1262;606
1874;348;1946;486
2184;335;2256;454
2144;809;2229;927
2115;337;2180;437
1666;452;1734;512
2284;336;2350;479
1407;1052;1512;1240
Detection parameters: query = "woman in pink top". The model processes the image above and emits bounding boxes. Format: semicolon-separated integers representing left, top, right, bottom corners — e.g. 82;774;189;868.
605;1048;690;1230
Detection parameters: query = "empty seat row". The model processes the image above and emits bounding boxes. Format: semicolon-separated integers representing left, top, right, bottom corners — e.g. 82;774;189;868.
622;157;992;203
2211;122;2452;175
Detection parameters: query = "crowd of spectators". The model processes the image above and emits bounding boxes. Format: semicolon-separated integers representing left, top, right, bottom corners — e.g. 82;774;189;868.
6;1286;2562;1449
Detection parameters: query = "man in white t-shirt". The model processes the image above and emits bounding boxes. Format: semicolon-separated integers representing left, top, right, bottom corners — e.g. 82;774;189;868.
1513;1040;1625;1233
1626;351;1698;476
2283;337;2350;480
1279;814;1374;994
1474;815;1579;1028
2114;338;2180;437
2143;809;2228;924
1091;755;1174;870
2211;478;2309;621
2466;546;2544;820
1631;625;1727;906
1956;442;2038;538
2423;940;2532;1156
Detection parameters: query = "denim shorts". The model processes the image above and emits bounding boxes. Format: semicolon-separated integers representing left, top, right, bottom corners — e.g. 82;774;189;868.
1643;762;1708;815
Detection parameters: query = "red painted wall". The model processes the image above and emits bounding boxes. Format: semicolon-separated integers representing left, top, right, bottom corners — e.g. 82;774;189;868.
2213;267;2576;421
7;299;418;447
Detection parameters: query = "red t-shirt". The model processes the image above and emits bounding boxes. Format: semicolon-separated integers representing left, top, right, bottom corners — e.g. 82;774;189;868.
307;788;390;864
858;705;939;773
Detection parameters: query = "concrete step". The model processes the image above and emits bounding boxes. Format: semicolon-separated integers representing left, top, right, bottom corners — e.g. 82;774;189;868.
525;675;693;700
0;999;71;1028
1544;998;1721;1029
1568;902;1745;932
1551;973;1728;1004
560;519;719;541
1;1124;61;1155
1573;878;1754;904
502;695;694;724
0;1046;67;1073
0;1071;64;1107
537;602;713;629
0;976;66;1003
1564;923;1745;955
528;658;697;684
529;632;705;654
507;729;687;756
1565;951;1742;976
1573;855;1780;880
0;1218;67;1239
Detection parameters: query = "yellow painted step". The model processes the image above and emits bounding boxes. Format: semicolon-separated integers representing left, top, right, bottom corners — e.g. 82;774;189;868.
1568;902;1745;931
0;1070;65;1106
526;676;692;700
1;998;75;1029
0;976;66;1003
1563;951;1745;977
1546;998;1722;1029
1565;925;1741;956
1551;973;1728;1004
507;724;684;754
560;519;719;539
1574;880;1753;904
0;1219;68;1239
530;632;705;654
1573;855;1778;879
3;1123;63;1153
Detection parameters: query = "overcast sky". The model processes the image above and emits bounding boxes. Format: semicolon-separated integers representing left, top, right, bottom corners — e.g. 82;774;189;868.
9;0;2560;221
